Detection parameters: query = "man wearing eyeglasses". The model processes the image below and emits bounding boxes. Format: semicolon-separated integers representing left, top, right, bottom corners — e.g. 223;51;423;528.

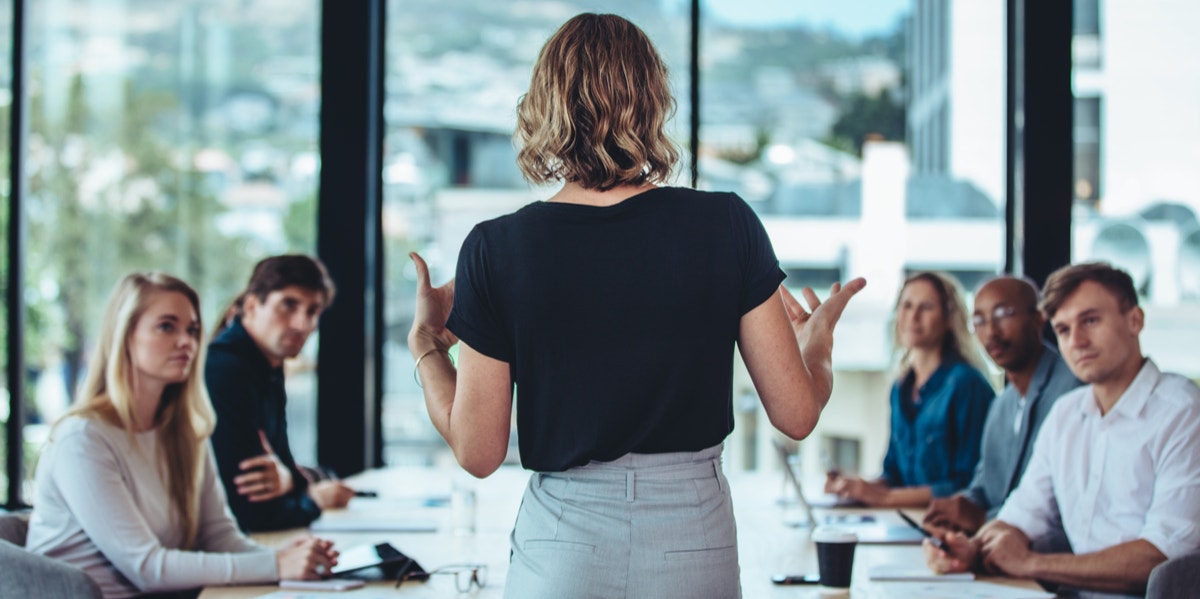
923;276;1081;535
926;263;1200;596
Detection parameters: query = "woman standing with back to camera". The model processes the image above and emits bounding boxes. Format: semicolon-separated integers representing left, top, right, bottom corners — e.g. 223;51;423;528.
408;13;864;598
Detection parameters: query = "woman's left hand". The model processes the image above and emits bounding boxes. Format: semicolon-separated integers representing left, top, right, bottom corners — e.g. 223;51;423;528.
408;252;458;356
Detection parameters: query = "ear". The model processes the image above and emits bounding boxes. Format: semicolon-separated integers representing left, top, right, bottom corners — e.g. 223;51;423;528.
242;294;261;319
1127;306;1145;336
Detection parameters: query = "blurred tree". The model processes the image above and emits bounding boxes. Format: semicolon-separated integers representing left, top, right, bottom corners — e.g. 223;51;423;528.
824;86;906;156
25;74;250;405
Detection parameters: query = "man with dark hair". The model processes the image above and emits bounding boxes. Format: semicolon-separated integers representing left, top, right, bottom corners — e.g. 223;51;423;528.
923;276;1081;535
926;263;1200;597
207;255;355;532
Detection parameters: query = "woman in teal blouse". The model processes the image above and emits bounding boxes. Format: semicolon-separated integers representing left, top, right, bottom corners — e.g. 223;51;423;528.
827;272;995;507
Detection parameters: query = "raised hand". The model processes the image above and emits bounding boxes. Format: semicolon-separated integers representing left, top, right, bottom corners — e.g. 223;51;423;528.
235;430;294;502
780;278;867;350
408;252;458;357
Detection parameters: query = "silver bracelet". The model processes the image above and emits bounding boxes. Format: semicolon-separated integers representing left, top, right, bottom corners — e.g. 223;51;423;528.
413;347;454;388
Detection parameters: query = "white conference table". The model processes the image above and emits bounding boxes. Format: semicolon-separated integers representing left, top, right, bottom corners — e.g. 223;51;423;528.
199;466;1048;598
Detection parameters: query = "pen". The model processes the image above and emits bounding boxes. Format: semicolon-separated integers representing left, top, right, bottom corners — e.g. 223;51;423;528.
896;510;954;556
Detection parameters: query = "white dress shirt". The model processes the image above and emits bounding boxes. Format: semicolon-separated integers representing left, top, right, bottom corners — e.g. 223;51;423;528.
997;358;1200;560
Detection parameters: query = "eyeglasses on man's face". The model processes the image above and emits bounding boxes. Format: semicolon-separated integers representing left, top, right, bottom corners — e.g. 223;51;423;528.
971;305;1033;331
396;562;487;593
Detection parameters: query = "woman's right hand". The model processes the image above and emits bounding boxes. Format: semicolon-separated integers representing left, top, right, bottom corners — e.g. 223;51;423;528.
276;536;338;580
408;252;458;356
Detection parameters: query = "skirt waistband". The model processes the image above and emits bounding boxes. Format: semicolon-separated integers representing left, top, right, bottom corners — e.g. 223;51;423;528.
543;443;724;482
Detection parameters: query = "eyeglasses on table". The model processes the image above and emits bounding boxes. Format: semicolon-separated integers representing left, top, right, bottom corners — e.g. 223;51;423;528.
395;561;488;593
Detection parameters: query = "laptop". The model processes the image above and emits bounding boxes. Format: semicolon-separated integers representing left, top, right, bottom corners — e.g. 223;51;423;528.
771;439;925;545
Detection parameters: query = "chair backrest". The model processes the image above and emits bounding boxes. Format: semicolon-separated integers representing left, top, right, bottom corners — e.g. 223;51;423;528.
0;511;103;599
0;511;30;545
1146;552;1200;599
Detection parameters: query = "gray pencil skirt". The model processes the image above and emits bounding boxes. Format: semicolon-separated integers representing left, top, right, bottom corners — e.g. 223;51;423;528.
503;443;741;599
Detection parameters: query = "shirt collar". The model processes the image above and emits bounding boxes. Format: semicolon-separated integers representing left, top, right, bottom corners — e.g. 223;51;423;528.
1080;358;1160;420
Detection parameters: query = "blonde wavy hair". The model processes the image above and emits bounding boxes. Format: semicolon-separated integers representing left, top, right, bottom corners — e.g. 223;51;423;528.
515;13;680;191
61;272;216;549
892;271;990;378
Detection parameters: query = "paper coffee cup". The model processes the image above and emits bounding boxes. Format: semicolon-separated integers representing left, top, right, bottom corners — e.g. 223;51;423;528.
813;527;858;591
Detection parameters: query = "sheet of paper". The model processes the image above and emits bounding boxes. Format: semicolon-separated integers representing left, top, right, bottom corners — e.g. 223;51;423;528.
868;564;975;581
254;593;392;599
872;581;1055;599
310;516;438;532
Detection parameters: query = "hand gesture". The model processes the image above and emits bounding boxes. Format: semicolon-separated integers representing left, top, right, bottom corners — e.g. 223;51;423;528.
779;278;867;350
408;252;458;356
276;536;339;580
235;430;294;502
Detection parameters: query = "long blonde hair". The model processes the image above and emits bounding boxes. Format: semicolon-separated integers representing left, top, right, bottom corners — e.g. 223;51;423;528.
62;272;216;548
515;13;679;191
892;271;990;378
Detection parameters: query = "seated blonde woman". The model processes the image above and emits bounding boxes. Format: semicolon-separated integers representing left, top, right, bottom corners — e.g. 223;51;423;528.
25;272;337;599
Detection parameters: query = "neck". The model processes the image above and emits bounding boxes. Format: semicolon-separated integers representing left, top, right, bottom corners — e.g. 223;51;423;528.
1006;344;1045;397
130;380;166;432
1093;355;1146;415
908;348;943;387
244;326;284;369
547;181;656;206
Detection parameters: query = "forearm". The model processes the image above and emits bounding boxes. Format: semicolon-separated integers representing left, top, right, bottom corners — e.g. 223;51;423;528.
799;340;834;410
1024;540;1165;595
878;485;932;508
416;349;458;446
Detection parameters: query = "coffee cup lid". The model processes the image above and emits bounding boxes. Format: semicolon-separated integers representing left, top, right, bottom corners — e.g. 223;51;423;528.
812;526;858;543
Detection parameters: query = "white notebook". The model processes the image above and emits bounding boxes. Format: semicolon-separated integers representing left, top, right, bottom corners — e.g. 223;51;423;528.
310;516;438;532
869;564;975;581
872;581;1055;599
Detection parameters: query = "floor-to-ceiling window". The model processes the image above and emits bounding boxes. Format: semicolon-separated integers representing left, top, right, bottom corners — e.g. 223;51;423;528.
11;0;319;502
1070;0;1200;384
1;0;12;505
379;1;690;467
699;0;1007;482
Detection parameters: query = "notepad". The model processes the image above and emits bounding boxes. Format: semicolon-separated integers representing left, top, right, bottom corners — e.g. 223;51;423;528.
872;581;1055;599
310;516;438;532
868;564;975;581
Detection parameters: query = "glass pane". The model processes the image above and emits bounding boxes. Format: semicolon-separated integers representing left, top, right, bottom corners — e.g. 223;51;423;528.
382;2;691;466
1;0;11;505
22;0;320;496
1071;1;1200;383
700;0;1007;478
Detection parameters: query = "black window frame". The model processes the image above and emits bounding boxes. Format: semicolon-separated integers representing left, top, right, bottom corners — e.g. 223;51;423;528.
4;0;1072;507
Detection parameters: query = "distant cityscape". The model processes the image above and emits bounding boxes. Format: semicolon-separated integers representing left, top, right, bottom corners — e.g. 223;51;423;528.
1;0;1197;485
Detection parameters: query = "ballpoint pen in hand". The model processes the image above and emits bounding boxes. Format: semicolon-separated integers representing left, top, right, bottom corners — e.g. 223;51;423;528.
897;510;955;556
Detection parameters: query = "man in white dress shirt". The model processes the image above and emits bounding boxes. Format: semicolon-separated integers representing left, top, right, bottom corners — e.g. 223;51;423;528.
926;262;1200;597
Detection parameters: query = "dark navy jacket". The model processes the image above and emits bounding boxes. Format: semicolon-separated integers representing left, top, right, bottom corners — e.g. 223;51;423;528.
206;318;321;532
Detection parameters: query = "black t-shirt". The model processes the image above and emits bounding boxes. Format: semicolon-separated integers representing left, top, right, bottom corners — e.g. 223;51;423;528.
446;186;785;472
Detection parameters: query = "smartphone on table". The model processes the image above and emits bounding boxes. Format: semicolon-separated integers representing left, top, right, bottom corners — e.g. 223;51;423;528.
771;573;821;585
